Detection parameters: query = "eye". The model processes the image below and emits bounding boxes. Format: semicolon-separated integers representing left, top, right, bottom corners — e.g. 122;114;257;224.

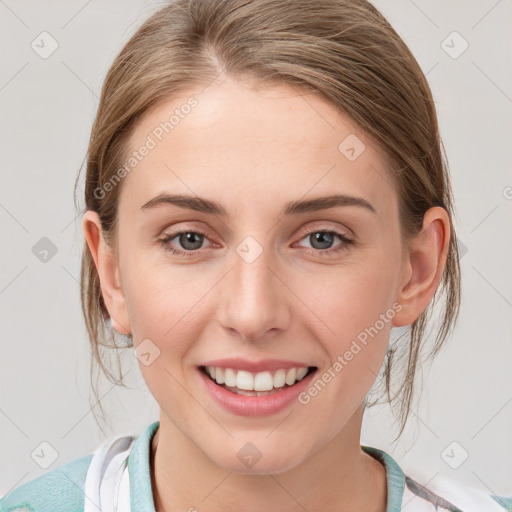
159;230;212;255
159;227;353;257
295;229;353;256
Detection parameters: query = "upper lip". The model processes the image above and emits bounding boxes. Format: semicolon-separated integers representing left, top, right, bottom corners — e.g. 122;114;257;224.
200;358;315;373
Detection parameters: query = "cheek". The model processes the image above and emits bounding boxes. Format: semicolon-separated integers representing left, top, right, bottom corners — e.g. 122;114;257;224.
124;262;209;345
296;251;399;397
122;263;211;407
302;254;399;341
296;276;395;432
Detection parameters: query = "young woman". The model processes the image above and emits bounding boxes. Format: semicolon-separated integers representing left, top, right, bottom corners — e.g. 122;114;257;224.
1;0;510;511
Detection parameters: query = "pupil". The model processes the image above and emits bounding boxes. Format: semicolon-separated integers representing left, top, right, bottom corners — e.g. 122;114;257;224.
311;232;333;250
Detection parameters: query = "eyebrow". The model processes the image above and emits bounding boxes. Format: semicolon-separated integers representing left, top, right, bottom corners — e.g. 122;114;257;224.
140;193;376;216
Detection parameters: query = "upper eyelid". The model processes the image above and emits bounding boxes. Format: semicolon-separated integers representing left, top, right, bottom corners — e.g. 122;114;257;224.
162;219;352;237
300;225;352;238
162;225;351;237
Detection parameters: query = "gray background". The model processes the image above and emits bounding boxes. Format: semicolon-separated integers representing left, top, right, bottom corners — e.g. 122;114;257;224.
1;0;511;500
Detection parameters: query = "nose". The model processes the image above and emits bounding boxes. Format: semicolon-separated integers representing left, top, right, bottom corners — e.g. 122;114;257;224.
216;241;291;342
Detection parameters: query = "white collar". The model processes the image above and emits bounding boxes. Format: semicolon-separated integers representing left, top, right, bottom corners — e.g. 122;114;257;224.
84;434;135;512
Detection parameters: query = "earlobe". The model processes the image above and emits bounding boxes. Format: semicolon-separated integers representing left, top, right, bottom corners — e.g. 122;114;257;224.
392;207;450;328
82;210;131;335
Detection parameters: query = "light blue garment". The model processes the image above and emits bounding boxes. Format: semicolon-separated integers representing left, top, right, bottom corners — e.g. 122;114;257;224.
1;421;511;512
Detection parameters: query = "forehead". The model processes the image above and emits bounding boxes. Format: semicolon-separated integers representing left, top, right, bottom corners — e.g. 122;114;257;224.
119;76;397;218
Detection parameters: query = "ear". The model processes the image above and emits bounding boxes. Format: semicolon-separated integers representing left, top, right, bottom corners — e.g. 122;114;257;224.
82;210;131;335
392;206;451;327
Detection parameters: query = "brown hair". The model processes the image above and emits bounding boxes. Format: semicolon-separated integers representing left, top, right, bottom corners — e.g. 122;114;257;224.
75;0;460;440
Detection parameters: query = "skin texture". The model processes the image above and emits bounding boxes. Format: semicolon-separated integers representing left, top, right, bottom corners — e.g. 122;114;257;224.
83;76;450;512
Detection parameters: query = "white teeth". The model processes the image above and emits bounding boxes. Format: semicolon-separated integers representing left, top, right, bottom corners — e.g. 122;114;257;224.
296;367;308;380
215;367;224;384
254;371;274;391
236;370;254;391
285;368;297;385
204;366;311;391
224;368;237;387
273;369;286;388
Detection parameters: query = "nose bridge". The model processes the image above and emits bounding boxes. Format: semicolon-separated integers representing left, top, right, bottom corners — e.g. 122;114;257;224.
217;235;288;340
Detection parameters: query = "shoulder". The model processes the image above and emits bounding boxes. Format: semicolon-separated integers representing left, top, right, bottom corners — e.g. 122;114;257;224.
403;470;512;512
0;454;93;512
362;445;512;512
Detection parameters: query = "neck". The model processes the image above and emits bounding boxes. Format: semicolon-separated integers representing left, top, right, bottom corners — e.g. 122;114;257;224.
150;404;387;512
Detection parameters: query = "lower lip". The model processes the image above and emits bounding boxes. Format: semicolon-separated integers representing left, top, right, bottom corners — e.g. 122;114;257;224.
199;368;317;416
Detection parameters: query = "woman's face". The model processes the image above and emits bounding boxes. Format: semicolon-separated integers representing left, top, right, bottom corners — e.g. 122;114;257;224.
101;76;412;473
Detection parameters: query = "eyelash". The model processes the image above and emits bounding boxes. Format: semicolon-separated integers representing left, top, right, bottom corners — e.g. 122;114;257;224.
159;228;353;258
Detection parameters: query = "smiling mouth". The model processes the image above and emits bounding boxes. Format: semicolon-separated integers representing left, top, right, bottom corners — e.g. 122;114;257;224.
199;365;318;396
